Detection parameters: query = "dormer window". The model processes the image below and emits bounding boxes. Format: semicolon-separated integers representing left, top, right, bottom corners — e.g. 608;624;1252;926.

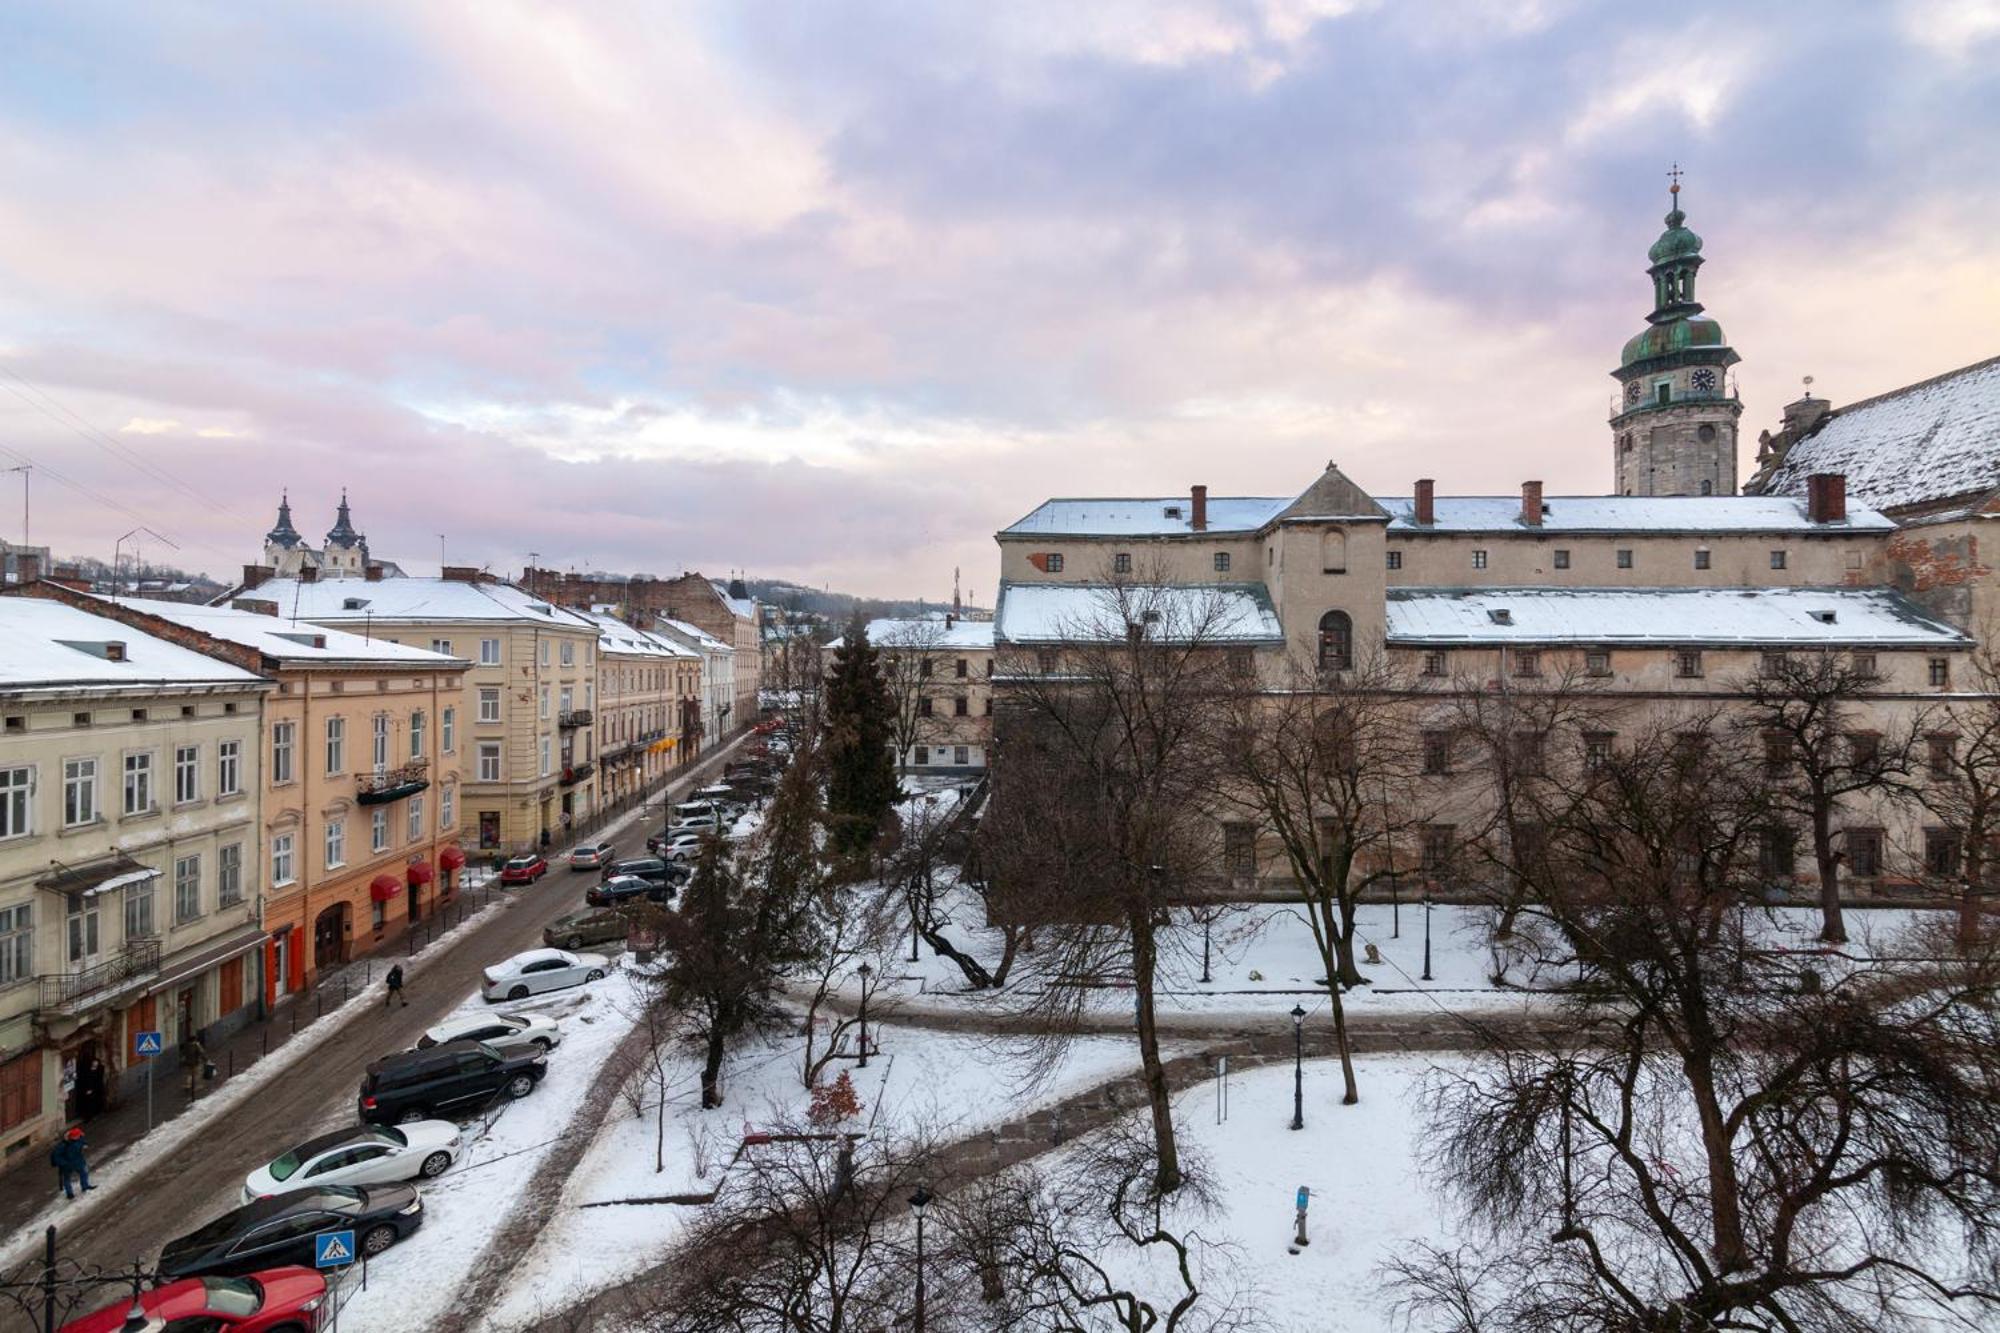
1812;610;1837;625
1487;609;1512;625
342;597;369;611
1163;505;1183;520
59;640;126;662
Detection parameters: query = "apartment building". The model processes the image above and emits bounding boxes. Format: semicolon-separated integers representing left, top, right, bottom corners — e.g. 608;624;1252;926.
0;598;269;1157
833;617;995;775
570;608;704;808
652;617;734;753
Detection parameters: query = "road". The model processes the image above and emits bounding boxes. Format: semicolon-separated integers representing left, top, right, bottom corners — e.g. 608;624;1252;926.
11;739;747;1295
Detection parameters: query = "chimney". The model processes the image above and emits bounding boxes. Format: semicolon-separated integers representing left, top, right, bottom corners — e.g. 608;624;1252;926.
298;566;319;583
441;565;480;583
1414;479;1435;526
364;563;384;582
241;563;274;590
14;552;40;584
1806;473;1847;524
1782;394;1833;437
1191;485;1208;533
1521;480;1543;527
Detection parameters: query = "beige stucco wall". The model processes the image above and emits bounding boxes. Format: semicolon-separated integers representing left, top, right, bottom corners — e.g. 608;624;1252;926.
1387;528;1885;589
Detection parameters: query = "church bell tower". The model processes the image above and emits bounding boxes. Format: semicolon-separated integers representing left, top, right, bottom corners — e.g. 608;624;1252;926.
1610;169;1743;496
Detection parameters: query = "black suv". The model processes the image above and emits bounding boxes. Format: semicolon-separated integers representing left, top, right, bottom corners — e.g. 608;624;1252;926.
585;873;671;908
158;1184;423;1279
602;856;684;890
358;1039;546;1124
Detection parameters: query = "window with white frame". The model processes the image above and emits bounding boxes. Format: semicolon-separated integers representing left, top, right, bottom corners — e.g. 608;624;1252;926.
174;745;200;804
372;807;389;853
217;740;241;796
540;639;550;667
123;752;154;815
271;721;295;784
218;844;243;907
540;737;552;778
477;743;501;782
372;715;390;772
431;638;452;655
479;638;501;666
539;686;549;721
408;793;424;841
0;767;29;839
410;710;425;760
63;758;97;827
561;640;574;667
584;682;593;709
325;716;345;774
325;818;346;869
559;687;572;716
0;903;30;986
478;688;500;723
441;706;456;752
124;877;155;938
272;833;295;887
174;855;201;924
440;783;455;829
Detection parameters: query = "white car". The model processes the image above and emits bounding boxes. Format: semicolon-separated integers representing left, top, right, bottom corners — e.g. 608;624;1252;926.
416;1011;562;1056
660;831;708;862
567;841;617;871
242;1122;460;1203
481;948;610;1003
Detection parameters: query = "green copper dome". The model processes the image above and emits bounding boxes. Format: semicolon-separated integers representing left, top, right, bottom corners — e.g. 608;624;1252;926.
1648;207;1703;264
1621;314;1728;367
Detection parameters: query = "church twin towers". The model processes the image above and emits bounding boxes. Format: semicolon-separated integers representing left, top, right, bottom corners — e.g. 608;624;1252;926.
1608;177;1744;497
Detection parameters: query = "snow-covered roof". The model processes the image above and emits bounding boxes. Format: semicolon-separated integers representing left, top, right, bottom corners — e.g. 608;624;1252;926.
1385;587;1970;648
655;616;732;653
0;598;265;690
1761;355;2000;513
98;595;465;667
569;607;698;659
996;582;1284;644
224;577;597;630
852;618;995;651
1000;497;1292;537
1380;495;1893;534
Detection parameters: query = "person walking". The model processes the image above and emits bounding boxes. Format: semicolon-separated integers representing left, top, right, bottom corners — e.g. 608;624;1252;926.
51;1127;91;1200
385;963;408;1008
74;1053;107;1120
179;1034;207;1097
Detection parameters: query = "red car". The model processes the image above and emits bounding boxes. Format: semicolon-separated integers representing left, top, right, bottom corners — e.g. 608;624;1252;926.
499;854;549;885
61;1268;328;1333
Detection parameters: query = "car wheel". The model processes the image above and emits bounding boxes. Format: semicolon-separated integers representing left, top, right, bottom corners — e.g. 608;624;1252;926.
361;1223;398;1257
418;1150;453;1178
398;1107;430;1125
586;968;605;981
531;1037;554;1052
508;985;530;1001
505;1073;535;1099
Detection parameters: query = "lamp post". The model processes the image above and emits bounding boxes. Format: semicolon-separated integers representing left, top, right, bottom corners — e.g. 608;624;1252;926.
909;1184;932;1332
1391;875;1401;939
856;961;872;1068
1289;1004;1306;1131
1421;885;1434;982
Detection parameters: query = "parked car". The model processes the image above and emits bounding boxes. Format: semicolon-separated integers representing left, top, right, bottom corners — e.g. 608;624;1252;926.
566;841;616;871
668;802;725;832
243;1122;460;1204
653;831;709;862
157;1186;423;1281
585;873;670;908
358;1040;548;1123
600;856;682;888
499;854;549;885
60;1269;330;1333
480;949;610;1003
417;1010;562;1056
544;907;632;951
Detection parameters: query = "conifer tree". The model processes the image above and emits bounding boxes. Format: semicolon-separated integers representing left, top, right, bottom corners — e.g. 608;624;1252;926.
823;614;898;856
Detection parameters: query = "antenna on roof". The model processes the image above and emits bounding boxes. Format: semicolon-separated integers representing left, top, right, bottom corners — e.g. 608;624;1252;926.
1802;375;1814;401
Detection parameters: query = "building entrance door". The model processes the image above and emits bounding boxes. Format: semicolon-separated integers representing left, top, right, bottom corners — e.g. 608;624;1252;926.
272;932;292;998
66;893;102;974
313;904;348;973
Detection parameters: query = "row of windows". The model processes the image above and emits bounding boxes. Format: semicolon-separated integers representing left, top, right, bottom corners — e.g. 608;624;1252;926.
1393;547;1795;573
270;707;457;785
894;656;991;679
270;786;454;890
2;701;243;734
430;636;592;669
0;744;248;839
2;845;254;980
910;745;976;767
1039;552;1234;575
917;695;985;718
1406;648;1953;686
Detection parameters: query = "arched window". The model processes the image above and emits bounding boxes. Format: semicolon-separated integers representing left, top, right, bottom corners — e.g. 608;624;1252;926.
1318;610;1353;672
1699;479;1714;496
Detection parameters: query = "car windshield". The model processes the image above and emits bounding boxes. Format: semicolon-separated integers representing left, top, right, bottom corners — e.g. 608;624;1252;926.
379;1126;408;1146
202;1276;264;1317
506;856;536;868
267;1148;304;1182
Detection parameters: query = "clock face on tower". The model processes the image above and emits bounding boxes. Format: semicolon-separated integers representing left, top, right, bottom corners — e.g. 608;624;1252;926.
1691;368;1718;392
1625;380;1643;404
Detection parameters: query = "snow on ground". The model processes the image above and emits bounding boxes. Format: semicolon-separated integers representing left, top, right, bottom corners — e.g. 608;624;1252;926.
485;1023;1168;1330
336;967;645;1331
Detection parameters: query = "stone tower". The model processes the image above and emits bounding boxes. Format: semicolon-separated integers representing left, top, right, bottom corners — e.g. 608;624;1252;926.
1610;176;1743;497
322;491;369;575
262;492;303;569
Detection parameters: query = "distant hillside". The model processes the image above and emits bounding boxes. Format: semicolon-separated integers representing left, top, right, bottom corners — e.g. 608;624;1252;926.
747;578;989;624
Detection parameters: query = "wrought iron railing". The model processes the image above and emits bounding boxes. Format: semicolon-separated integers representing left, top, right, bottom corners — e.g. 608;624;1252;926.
560;761;595;786
357;760;431;805
559;709;594;729
37;938;162;1011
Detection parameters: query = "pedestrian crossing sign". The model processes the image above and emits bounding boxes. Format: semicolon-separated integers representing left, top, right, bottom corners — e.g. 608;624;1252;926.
314;1230;356;1268
133;1031;163;1057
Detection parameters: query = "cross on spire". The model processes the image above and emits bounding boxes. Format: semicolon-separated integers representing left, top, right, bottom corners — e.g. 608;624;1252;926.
1667;161;1684;198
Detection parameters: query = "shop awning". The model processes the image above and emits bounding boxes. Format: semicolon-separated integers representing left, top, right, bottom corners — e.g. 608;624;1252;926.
438;845;467;872
369;873;403;902
407;863;435;887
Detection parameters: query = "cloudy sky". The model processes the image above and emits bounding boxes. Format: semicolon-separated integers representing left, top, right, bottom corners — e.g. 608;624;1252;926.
1;1;1996;599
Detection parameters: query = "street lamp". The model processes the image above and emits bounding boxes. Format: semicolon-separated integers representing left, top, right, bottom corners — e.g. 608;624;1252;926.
909;1184;933;1332
856;961;873;1068
1289;1004;1306;1131
1421;885;1434;982
1391;875;1401;939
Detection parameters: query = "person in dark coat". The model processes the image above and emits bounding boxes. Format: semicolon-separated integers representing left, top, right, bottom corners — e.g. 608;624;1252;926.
179;1035;207;1096
74;1055;107;1119
51;1127;91;1199
385;963;408;1008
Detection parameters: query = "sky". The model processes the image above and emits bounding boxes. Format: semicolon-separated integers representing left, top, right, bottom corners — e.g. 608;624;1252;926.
1;1;1997;601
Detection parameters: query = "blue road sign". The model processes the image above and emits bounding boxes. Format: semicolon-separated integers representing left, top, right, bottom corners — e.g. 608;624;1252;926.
134;1030;163;1057
1297;1185;1311;1211
314;1230;357;1268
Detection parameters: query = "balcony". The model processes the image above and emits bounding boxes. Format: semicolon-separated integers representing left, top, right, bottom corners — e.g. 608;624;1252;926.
558;709;594;730
559;761;595;787
357;760;431;805
38;939;163;1015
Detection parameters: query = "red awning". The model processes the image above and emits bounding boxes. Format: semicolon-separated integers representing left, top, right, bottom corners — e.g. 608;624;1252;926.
369;873;403;902
438;845;467;872
407;863;435;887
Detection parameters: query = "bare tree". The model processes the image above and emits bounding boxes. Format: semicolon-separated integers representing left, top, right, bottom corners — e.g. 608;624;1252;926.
1740;649;1926;944
1213;655;1435;1103
981;571;1235;1195
890;786;1030;989
876;618;953;770
1391;717;2000;1332
797;882;898;1090
1914;645;2000;949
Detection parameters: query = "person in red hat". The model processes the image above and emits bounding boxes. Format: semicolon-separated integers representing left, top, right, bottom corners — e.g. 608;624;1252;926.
50;1126;91;1200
